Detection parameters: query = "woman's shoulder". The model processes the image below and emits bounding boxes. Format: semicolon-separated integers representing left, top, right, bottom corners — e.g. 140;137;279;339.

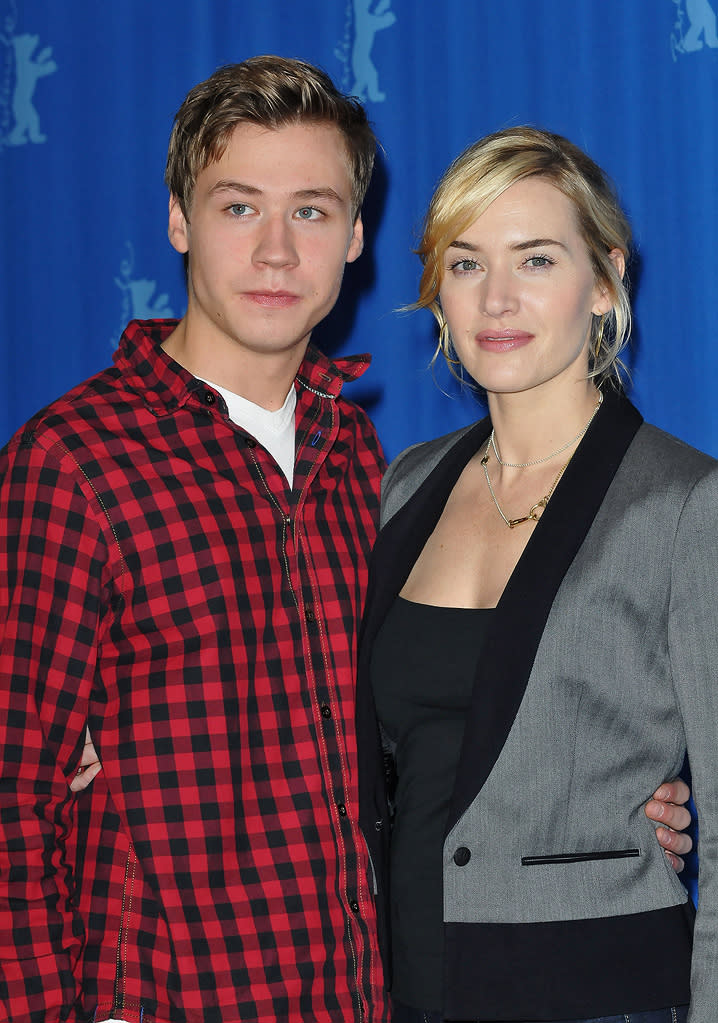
618;421;718;520
380;420;486;527
634;421;718;479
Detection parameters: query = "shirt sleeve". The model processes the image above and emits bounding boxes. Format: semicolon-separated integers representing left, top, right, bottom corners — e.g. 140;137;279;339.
0;430;109;1021
668;463;718;1021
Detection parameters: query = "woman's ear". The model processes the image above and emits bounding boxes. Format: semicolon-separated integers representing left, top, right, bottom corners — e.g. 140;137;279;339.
592;248;625;315
608;247;625;281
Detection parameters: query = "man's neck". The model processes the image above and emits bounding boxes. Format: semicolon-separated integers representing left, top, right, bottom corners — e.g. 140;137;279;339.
161;317;309;411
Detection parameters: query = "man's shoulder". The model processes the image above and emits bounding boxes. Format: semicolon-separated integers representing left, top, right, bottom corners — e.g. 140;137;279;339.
13;318;173;450
3;363;129;461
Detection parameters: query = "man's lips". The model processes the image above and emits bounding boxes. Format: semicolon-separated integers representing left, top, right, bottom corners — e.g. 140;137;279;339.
243;291;301;308
475;329;534;351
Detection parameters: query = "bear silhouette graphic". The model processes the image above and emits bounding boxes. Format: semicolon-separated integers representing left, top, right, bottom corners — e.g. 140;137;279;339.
6;32;57;145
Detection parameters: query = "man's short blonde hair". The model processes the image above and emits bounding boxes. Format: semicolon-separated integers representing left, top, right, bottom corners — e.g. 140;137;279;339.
165;55;376;222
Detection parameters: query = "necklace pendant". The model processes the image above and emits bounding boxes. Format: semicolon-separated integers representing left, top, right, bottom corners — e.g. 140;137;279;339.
528;497;548;521
508;497;548;529
508;513;533;528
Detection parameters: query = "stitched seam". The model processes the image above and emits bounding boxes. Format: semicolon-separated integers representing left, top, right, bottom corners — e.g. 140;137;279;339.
52;441;129;596
114;844;137;1012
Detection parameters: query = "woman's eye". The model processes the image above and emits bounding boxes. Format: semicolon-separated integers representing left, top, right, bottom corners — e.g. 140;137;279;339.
228;203;251;217
296;207;321;220
450;259;479;273
524;255;554;268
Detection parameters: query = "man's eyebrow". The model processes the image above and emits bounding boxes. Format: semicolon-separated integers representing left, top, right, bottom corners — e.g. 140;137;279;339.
208;180;262;197
292;187;346;205
207;181;347;204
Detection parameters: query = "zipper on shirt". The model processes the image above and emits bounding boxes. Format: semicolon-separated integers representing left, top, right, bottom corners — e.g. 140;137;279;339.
298;383;336;401
248;400;369;1021
245;448;300;608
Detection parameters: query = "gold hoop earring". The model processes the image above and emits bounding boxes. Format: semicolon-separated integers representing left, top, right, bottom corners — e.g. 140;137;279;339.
438;320;461;367
594;314;606;362
439;318;451;357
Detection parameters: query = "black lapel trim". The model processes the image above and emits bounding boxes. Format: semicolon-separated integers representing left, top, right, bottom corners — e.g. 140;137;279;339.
356;417;492;976
446;389;643;833
359;418;491;659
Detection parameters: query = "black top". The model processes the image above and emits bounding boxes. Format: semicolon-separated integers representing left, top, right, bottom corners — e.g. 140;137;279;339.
370;596;493;1011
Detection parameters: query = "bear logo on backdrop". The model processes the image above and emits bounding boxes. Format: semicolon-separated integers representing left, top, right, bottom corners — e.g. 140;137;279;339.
671;0;718;59
335;0;397;102
112;242;175;348
0;1;57;148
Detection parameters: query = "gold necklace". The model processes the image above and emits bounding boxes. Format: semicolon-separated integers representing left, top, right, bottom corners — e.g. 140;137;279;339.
490;391;603;468
480;451;569;528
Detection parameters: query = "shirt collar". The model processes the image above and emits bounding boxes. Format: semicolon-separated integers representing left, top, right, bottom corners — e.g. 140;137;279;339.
114;319;373;414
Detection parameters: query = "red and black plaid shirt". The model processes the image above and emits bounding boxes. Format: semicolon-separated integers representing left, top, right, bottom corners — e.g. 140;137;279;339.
0;320;389;1023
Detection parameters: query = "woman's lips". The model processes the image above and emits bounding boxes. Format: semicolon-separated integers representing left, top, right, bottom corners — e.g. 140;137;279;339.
475;329;534;352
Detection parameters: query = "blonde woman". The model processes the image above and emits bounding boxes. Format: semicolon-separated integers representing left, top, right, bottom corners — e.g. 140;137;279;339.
358;128;713;1023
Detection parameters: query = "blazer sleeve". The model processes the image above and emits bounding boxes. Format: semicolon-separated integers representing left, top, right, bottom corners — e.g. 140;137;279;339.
668;463;718;1021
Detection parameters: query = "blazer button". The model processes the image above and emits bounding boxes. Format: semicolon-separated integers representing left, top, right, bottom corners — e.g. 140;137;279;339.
453;846;471;867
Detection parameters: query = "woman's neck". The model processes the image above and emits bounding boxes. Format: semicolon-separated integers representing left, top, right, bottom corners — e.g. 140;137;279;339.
486;380;601;469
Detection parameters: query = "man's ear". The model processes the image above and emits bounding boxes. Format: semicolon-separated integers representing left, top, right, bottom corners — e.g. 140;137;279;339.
168;194;190;255
346;216;364;264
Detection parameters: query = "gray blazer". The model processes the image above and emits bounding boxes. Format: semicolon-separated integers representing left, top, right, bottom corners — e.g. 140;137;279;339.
357;390;718;1021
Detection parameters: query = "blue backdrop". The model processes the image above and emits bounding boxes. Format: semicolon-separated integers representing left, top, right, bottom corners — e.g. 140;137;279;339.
1;0;710;893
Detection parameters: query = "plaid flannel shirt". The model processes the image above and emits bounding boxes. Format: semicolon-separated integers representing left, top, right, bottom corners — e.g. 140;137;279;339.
0;320;389;1023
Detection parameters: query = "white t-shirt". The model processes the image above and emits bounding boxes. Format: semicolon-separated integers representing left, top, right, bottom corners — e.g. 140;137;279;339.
202;379;297;486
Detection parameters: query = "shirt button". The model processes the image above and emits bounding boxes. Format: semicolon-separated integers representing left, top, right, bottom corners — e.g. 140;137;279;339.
374;819;383;831
305;607;315;623
337;803;347;817
453;846;471;867
320;704;332;719
203;390;215;405
349;899;360;914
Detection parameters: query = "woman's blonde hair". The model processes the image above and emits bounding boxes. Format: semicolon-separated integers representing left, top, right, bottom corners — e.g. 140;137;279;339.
416;126;632;387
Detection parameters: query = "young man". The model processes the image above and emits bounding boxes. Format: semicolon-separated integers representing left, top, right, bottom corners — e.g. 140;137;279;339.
0;57;385;1023
0;56;692;1023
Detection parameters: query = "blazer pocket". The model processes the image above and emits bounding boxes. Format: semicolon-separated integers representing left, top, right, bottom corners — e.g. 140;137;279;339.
521;848;639;866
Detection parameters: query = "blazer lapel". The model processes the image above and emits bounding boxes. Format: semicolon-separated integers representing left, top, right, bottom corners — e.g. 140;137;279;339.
361;418;491;656
446;389;643;833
